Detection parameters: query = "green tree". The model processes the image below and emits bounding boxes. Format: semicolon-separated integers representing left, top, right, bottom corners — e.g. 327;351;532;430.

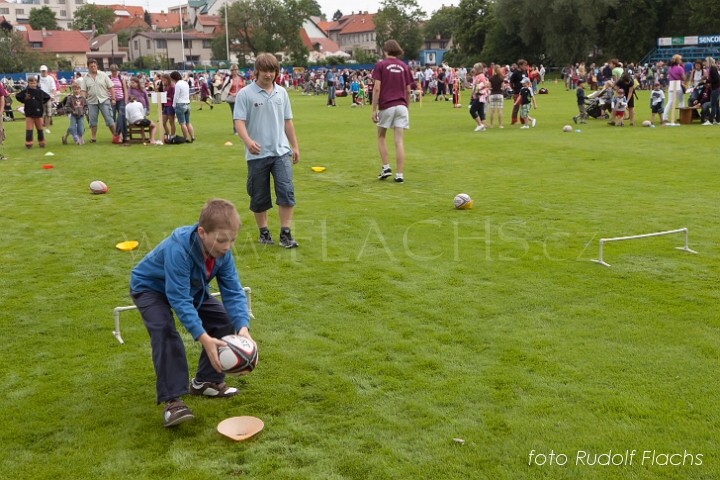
210;35;228;62
29;6;59;30
422;5;458;42
225;0;310;60
72;4;116;34
0;30;39;73
332;10;343;21
374;0;426;60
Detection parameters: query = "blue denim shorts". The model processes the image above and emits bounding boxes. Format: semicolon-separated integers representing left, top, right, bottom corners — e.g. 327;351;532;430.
174;103;190;124
246;154;295;212
88;101;114;127
162;105;175;116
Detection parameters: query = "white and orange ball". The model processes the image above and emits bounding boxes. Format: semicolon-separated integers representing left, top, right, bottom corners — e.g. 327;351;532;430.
89;180;108;194
453;193;474;210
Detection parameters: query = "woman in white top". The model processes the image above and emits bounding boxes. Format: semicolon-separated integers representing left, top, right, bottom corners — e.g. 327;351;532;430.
171;71;194;142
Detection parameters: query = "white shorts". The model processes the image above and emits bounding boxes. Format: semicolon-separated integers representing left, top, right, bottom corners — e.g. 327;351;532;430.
377;105;410;129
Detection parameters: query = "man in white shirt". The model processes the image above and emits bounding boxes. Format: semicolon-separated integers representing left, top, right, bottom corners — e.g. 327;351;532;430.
38;65;57;131
170;71;194;142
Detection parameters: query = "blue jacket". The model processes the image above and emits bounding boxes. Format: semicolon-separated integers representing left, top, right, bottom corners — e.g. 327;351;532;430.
130;224;249;339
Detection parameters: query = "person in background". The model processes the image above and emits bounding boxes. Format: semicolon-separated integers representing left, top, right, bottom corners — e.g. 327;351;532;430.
109;64;129;143
171;71;195;143
371;39;413;183
221;65;244;134
38;65;57;132
16;76;51;148
81;59;117;143
60;81;88;145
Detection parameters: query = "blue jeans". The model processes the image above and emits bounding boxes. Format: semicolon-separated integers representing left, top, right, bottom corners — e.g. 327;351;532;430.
130;290;235;404
113;99;127;139
67;115;85;141
711;88;720;123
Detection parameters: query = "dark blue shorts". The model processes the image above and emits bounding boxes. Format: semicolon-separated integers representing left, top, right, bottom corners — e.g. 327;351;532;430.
246;154;295;212
162;105;175;116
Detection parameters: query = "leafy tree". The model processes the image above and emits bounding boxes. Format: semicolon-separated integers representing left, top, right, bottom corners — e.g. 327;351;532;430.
300;0;323;17
0;30;39;73
352;47;379;64
374;0;426;60
72;4;116;34
332;10;343;21
29;6;59;30
422;5;458;41
225;0;310;60
210;35;229;62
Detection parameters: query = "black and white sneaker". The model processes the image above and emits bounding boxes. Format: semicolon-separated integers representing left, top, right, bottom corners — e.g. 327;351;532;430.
378;166;392;180
279;229;299;248
163;399;194;427
258;229;274;245
190;379;239;397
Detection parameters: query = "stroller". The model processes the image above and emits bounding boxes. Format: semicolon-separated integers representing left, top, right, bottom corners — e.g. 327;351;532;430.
585;87;612;119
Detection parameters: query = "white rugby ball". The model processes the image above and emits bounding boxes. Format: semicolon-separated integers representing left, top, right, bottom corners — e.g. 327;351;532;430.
89;180;108;194
642;120;652;127
453;193;474;210
563;125;572;132
219;335;258;376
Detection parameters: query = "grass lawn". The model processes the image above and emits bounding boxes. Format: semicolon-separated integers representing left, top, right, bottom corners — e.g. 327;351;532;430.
0;81;718;480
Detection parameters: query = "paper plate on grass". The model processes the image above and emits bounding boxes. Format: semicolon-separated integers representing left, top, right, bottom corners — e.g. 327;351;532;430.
115;240;139;252
217;416;264;441
311;166;326;172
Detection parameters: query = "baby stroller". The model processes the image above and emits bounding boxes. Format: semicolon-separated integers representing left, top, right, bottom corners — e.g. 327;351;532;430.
585;89;611;119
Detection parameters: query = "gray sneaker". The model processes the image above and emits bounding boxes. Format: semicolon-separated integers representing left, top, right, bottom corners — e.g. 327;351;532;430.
163;399;194;427
279;229;299;248
378;166;392;180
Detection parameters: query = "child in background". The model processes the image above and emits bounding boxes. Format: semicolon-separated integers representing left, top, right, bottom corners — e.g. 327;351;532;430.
611;88;627;126
649;81;665;125
198;79;213;110
350;76;361;106
15;76;51;148
61;81;88;144
515;77;537;128
572;79;588;124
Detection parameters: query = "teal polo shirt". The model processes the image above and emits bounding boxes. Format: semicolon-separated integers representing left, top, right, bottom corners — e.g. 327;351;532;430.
233;81;293;161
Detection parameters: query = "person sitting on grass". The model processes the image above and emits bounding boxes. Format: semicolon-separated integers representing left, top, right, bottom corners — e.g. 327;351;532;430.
126;95;161;145
130;199;252;427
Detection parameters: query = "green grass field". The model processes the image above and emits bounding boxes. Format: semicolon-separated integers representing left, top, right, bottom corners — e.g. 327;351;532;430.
0;83;718;480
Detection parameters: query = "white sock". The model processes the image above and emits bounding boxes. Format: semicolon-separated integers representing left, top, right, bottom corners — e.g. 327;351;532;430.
396;173;403;179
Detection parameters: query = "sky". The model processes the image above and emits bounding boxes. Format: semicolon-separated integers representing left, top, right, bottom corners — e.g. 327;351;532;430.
90;0;456;19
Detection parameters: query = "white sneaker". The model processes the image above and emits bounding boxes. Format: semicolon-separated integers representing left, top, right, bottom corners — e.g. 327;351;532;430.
702;121;712;126
44;128;51;134
474;125;484;132
520;125;530;129
531;118;537;127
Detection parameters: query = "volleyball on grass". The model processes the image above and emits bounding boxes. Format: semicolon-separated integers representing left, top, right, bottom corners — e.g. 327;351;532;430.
453;193;474;210
218;335;258;376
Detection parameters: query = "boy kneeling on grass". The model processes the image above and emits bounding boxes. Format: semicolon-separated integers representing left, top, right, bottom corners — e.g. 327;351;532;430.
126;95;161;145
130;199;252;427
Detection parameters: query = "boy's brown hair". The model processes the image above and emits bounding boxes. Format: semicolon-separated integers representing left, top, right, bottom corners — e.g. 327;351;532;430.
254;53;280;77
383;40;403;57
199;199;241;233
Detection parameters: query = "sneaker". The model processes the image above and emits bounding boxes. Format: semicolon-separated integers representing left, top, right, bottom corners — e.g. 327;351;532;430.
520;125;530;129
190;379;239;398
474;125;484;132
378;165;392;180
44;128;51;134
531;118;537;128
279;229;299;248
394;175;404;183
61;134;68;145
572;116;578;124
163;399;194;427
259;229;274;245
702;121;712;126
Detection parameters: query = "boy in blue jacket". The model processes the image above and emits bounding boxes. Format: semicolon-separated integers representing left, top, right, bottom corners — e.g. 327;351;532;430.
130;199;252;427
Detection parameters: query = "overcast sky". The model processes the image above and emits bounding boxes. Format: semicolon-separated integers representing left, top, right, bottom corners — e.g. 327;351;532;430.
90;0;455;19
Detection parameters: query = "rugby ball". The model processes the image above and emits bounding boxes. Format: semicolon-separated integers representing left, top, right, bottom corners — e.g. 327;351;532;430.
642;120;652;127
453;193;474;210
563;125;573;132
89;180;108;194
219;335;258;376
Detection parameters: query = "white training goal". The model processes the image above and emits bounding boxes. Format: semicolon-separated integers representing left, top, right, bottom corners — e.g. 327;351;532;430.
592;227;697;267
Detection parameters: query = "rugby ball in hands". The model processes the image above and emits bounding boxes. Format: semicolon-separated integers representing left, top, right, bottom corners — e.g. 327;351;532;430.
219;335;258;376
89;180;108;194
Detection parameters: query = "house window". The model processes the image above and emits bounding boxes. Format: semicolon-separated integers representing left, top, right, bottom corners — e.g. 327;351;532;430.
156;39;167;49
60;10;66;16
44;0;49;4
75;0;83;4
16;8;24;14
59;0;66;3
146;40;151;49
184;40;192;49
0;8;8;14
31;42;42;48
134;40;138;50
202;40;211;48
